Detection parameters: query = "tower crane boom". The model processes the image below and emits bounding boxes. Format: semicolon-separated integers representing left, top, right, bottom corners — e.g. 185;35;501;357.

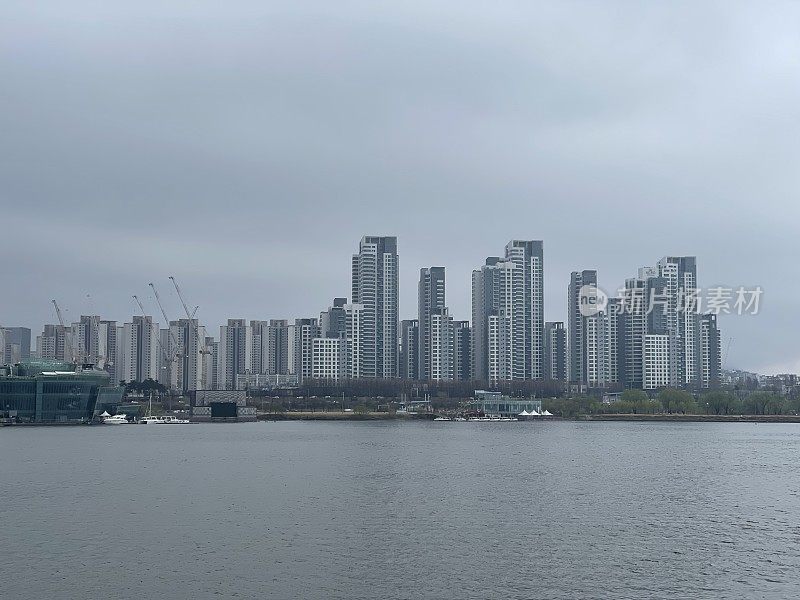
169;276;194;320
51;299;77;364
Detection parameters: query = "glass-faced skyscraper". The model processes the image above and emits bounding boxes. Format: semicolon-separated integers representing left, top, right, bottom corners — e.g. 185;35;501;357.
351;236;399;378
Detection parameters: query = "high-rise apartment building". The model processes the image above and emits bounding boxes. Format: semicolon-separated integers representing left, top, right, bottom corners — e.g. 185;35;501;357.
471;241;544;383
117;316;160;384
288;318;320;382
603;298;622;386
429;308;454;381
344;303;364;379
320;298;348;339
504;240;545;379
218;319;252;390
618;257;712;391
312;337;347;380
265;319;290;375
351;236;399;378
453;320;472;381
699;313;721;389
418;267;446;380
204;336;218;390
620;268;658;389
37;324;69;362
656;256;699;387
1;327;31;365
643;334;671;390
472;255;524;382
567;270;598;385
69;316;117;380
168;318;207;392
249;320;268;375
400;319;419;380
544;321;567;382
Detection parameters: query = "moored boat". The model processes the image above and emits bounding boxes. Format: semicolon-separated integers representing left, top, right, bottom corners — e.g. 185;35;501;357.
103;413;129;425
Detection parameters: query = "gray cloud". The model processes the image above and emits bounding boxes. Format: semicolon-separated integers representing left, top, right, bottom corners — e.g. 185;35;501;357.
2;1;799;373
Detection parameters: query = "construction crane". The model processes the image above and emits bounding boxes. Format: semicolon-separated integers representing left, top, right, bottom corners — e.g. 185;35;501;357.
148;283;182;357
133;294;176;390
169;276;198;320
170;275;209;355
51;299;78;365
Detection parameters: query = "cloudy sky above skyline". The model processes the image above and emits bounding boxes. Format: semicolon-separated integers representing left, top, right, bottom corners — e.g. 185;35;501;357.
2;1;799;373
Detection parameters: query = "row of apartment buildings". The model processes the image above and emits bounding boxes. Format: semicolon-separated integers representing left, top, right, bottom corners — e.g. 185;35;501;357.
9;237;721;392
562;258;722;390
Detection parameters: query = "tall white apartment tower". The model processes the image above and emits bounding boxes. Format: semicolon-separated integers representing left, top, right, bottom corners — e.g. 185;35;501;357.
656;256;699;387
505;240;545;379
418;267;446;380
351;236;399;378
288;318;320;382
429;308;455;381
472;257;523;382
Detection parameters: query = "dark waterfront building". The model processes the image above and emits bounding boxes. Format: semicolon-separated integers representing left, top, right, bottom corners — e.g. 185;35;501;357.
189;389;256;422
0;360;122;424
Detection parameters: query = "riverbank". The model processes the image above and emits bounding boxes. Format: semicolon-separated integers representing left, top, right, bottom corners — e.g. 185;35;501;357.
583;413;800;423
257;411;421;421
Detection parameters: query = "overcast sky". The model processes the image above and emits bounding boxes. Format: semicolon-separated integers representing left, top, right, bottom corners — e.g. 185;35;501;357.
2;1;799;374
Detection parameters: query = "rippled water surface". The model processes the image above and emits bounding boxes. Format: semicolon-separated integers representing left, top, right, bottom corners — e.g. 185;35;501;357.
2;421;800;599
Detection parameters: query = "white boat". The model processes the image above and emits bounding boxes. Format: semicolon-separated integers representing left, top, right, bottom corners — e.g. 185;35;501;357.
138;392;190;423
102;412;128;425
162;415;190;424
139;415;167;424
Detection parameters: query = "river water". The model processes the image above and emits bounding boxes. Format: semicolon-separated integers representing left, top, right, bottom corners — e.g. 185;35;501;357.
2;421;799;599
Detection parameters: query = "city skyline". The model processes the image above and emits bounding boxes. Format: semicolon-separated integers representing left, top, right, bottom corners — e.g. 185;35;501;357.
3;235;725;395
0;236;760;377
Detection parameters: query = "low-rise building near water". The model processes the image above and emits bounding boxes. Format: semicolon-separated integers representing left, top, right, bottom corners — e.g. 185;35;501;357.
0;360;123;424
